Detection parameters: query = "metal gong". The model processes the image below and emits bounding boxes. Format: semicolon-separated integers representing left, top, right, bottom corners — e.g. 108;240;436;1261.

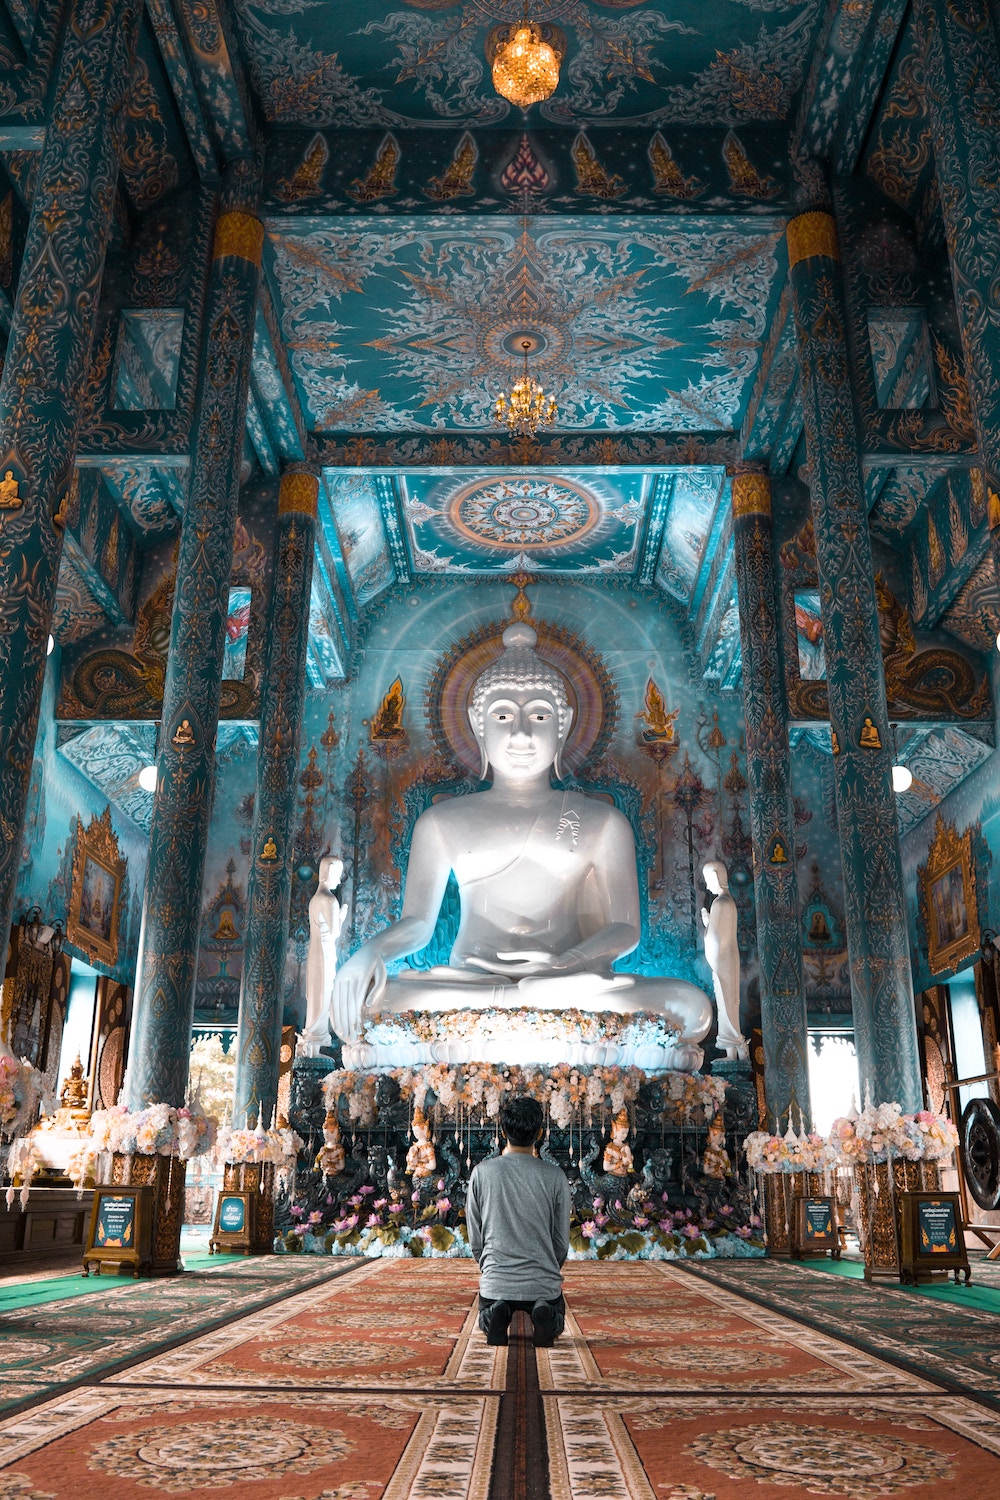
960;1096;1000;1211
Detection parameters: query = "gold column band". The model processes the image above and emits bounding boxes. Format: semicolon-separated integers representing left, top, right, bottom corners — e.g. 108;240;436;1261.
786;211;839;269
732;470;771;519
278;470;319;518
213;211;265;265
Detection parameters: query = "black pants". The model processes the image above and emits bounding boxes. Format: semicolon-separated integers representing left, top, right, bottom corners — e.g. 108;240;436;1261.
478;1293;565;1338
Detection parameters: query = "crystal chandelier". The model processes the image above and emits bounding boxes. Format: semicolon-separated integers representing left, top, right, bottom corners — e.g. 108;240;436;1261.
489;15;561;108
495;337;557;437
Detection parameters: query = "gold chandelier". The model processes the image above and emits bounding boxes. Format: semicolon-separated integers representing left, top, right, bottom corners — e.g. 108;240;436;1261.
495;337;557;437
489;16;562;109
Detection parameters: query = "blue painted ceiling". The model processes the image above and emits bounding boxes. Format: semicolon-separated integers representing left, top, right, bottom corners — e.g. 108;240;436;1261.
232;0;824;129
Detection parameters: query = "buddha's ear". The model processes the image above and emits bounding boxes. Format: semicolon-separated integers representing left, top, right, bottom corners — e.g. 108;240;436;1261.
468;705;489;781
553;705;573;781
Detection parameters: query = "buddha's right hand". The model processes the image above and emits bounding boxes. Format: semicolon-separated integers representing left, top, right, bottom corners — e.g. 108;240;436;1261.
331;952;387;1041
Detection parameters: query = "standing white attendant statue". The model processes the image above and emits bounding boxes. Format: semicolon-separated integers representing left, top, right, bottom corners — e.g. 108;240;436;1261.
701;860;748;1060
298;855;346;1058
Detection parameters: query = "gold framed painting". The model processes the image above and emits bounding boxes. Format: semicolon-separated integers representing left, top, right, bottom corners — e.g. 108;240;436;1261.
68;808;125;968
922;816;979;976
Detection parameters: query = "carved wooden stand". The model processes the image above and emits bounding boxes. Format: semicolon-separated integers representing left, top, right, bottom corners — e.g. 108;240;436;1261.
857;1160;940;1280
211;1160;275;1255
109;1152;187;1274
761;1172;827;1256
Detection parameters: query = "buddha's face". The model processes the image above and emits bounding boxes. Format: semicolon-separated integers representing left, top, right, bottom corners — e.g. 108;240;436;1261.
319;856;343;889
477;686;570;780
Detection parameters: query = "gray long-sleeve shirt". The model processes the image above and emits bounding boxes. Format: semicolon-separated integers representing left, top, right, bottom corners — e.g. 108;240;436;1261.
466;1152;570;1301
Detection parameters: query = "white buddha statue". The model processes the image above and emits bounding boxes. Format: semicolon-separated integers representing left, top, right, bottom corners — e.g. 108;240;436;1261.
330;624;712;1070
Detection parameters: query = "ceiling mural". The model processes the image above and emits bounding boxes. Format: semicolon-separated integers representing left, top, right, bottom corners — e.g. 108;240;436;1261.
655;467;727;602
57;724;158;833
231;0;822;129
266;215;783;432
400;469;646;572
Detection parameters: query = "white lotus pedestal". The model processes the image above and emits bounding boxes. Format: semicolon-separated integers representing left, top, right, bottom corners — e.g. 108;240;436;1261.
855;1160;940;1281
95;1152;187;1275
210;1161;276;1256
760;1172;827;1257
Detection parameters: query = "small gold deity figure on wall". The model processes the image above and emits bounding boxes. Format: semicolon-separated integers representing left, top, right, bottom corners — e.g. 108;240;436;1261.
406;1107;437;1179
702;1114;732;1180
602;1108;634;1177
315;1110;346;1177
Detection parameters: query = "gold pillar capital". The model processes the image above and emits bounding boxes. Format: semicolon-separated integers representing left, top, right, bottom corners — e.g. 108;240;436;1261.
786;210;839;269
212;210;265;266
278;468;319;519
732;469;772;519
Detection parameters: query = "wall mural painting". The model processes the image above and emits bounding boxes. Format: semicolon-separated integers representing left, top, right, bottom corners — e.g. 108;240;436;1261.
919;815;981;979
195;859;248;1021
67;807;126;970
325;475;396;606
266;217;783;432
57;494;273;722
233;0;822;129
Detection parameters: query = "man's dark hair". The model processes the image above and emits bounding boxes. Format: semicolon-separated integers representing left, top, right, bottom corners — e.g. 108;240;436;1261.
499;1094;544;1147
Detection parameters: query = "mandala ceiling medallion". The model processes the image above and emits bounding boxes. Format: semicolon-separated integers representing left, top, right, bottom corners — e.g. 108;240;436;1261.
495;337;558;437
488;19;564;108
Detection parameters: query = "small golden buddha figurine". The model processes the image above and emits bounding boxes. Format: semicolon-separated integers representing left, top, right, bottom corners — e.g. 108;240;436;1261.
261;835;278;860
315;1109;346;1177
602;1108;634;1177
831;729;841;755
770;840;788;865
406;1107;437;1179
0;469;22;509
59;1055;89;1113
860;717;881;749
172;718;195;747
702;1114;731;1180
213;909;239;942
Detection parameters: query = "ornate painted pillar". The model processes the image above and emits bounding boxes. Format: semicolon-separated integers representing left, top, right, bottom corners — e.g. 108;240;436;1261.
0;0;143;962
126;163;264;1108
731;467;811;1129
232;465;318;1128
787;208;922;1112
913;0;1000;564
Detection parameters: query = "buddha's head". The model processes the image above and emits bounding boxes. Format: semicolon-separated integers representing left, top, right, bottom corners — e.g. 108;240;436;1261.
318;854;343;890
468;623;574;781
703;860;729;896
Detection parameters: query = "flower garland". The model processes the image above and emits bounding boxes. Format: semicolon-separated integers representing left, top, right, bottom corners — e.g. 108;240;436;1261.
86;1101;219;1161
743;1104;958;1173
362;1008;678;1048
743;1129;840;1175
322;1062;726;1132
0;1050;47;1140
216;1122;304;1191
829;1104;958;1165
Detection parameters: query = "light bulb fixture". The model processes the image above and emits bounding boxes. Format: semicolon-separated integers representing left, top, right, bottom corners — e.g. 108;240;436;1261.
995;628;1000;654
138;764;158;792
46;634;55;656
889;722;911;794
488;14;563;109
495;337;557;437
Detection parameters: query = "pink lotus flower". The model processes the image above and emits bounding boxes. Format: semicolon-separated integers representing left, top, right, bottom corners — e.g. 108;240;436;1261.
360;1185;375;1196
581;1221;597;1239
682;1224;702;1240
366;1213;380;1227
594;1213;608;1227
633;1215;649;1228
388;1203;405;1216
374;1198;388;1209
735;1225;752;1239
436;1197;451;1215
307;1211;323;1227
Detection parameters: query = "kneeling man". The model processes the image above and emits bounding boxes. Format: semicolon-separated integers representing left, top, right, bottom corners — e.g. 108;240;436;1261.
466;1095;570;1347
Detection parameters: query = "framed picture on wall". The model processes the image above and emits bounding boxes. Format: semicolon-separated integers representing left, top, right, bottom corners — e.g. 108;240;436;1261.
68;808;126;969
922;816;979;977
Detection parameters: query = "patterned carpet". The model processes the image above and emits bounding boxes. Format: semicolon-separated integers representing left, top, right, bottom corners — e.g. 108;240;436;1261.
1;1258;999;1497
